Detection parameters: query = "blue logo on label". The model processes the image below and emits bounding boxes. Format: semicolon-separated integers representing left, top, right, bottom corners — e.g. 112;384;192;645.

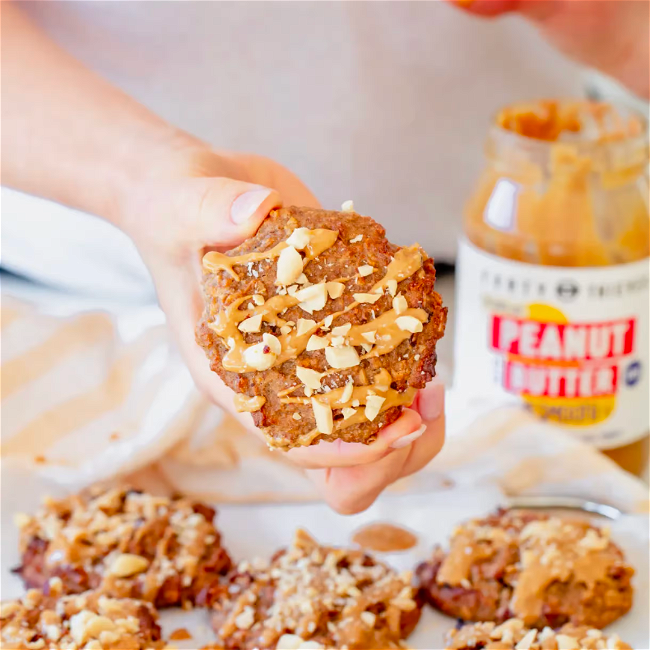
625;361;641;387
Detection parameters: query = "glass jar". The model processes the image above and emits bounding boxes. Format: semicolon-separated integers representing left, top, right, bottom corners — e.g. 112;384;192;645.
454;100;649;475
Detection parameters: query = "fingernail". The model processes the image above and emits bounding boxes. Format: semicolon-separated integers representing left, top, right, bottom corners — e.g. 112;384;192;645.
231;188;273;224
390;424;427;449
420;383;445;422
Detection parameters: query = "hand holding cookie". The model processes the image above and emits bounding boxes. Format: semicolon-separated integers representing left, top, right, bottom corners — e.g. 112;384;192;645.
196;205;447;512
120;140;447;514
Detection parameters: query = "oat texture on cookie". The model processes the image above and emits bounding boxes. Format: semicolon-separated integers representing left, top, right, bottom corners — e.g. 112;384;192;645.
211;529;422;650
416;509;634;629
197;206;446;449
445;619;632;650
14;485;232;608
0;582;164;649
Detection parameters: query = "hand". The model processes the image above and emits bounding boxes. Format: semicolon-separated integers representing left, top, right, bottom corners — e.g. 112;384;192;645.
117;143;446;514
291;381;446;514
118;145;316;430
452;0;649;99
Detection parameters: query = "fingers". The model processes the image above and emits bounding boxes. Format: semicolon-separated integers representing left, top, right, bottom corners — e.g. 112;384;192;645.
286;408;423;469
185;177;282;249
307;420;445;515
412;380;445;422
231;152;322;209
449;0;520;18
397;404;446;478
305;386;446;515
402;380;446;477
306;447;410;515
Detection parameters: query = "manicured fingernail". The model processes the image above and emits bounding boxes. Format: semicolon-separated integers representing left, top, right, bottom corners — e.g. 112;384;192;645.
231;188;273;224
391;424;427;449
420;383;445;422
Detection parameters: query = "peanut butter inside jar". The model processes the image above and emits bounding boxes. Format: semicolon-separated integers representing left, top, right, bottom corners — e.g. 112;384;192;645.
464;100;649;476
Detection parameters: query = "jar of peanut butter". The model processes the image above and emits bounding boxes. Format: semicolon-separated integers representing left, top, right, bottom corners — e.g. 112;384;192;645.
454;100;649;475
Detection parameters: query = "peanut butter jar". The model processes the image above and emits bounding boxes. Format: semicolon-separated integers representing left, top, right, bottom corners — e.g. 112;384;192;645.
454;100;649;475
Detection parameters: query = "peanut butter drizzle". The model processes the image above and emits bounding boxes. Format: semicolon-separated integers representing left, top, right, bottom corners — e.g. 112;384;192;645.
510;520;620;623
207;242;425;374
436;527;505;587
281;369;392;407
202;228;339;279
371;244;426;289
209;294;300;371
437;515;624;626
293;386;418;447
233;394;266;413
344;306;428;358
276;305;428;397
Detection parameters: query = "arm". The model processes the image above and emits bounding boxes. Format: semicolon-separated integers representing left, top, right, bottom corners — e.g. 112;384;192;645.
1;1;198;220
1;3;445;513
455;0;649;100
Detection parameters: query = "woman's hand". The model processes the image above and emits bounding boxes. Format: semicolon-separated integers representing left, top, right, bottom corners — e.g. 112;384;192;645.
293;381;445;514
452;0;649;99
118;144;446;514
2;4;446;514
118;145;315;428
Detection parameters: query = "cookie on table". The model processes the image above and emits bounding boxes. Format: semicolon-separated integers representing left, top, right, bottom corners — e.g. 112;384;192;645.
196;205;447;450
212;529;422;649
415;509;633;629
14;485;232;608
445;619;632;650
0;581;163;649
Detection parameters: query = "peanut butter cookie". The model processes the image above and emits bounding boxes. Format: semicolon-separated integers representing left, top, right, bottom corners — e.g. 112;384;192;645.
196;205;446;450
1;582;163;649
416;509;633;629
14;486;232;608
212;529;422;649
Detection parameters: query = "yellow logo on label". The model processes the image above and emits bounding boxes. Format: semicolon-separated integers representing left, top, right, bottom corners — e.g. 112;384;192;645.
517;304;616;427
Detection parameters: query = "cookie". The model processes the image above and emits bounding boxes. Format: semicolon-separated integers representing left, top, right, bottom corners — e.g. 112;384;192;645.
212;529;422;649
0;581;163;649
445;619;631;650
14;486;232;608
416;509;633;629
196;205;446;450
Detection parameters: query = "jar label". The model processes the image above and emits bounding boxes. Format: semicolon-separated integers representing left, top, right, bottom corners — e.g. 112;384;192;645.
454;238;650;449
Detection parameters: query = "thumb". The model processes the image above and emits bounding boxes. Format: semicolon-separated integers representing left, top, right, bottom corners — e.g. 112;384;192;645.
182;177;282;249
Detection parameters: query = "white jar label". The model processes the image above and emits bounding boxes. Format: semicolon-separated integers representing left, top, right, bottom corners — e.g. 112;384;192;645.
454;238;649;449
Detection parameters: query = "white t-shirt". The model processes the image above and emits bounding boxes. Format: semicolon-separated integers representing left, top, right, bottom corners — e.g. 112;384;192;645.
3;1;586;298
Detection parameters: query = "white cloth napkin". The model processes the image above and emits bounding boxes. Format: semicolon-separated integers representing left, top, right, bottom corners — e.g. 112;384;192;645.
2;280;647;511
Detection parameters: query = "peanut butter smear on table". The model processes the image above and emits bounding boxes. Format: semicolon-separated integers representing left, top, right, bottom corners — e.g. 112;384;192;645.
352;523;418;553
